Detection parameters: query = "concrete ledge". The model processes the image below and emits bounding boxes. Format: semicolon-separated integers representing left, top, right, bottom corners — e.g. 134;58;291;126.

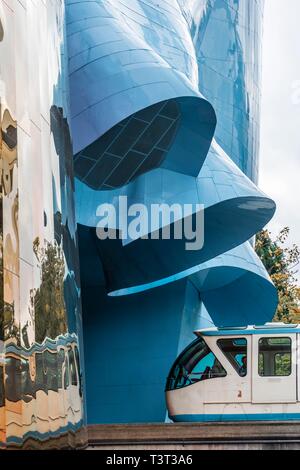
88;422;300;448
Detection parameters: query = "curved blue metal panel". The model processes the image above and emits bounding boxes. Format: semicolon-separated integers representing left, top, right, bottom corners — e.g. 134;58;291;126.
191;242;279;327
66;0;216;181
75;140;275;296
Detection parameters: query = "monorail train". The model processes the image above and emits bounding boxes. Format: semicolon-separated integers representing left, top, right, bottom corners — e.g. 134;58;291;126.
166;323;300;422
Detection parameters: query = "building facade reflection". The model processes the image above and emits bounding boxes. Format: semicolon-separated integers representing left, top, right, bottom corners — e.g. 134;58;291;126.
0;1;87;449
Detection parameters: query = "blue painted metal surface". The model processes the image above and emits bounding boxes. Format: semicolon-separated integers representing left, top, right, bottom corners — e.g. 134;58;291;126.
191;241;279;327
82;279;191;423
65;0;277;424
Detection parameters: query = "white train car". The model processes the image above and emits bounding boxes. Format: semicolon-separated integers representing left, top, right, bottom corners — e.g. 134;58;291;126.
166;323;300;422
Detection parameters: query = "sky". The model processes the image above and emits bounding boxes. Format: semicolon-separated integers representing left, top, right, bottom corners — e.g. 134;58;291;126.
259;0;300;280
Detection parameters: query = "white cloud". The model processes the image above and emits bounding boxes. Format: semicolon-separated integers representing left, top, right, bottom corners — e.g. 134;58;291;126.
259;0;300;279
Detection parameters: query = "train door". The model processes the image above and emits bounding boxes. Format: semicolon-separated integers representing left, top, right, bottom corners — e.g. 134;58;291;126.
252;334;296;403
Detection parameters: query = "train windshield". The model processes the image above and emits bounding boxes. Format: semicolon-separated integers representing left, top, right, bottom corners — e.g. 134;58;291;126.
166;337;226;391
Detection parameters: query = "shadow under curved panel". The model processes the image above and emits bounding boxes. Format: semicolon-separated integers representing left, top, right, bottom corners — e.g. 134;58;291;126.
95;194;275;296
73;96;216;190
83;141;275;296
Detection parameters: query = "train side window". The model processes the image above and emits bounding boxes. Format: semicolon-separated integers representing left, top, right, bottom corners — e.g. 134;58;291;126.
217;338;247;377
166;338;227;391
258;337;292;377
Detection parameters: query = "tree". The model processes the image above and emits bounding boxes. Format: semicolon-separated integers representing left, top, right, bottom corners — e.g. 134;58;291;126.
255;227;300;323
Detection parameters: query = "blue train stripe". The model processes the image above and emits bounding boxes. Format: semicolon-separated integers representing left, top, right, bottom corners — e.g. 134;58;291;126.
171;413;300;422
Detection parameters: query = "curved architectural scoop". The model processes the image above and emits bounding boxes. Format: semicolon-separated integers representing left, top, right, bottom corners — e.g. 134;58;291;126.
66;1;216;184
78;142;275;296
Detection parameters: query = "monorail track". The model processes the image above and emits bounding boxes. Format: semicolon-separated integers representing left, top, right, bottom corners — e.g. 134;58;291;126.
87;422;300;450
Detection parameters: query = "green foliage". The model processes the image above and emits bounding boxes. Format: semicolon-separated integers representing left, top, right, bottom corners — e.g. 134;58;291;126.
33;237;68;344
255;227;300;323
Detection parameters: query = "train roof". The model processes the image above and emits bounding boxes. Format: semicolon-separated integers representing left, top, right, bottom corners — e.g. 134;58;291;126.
195;323;300;337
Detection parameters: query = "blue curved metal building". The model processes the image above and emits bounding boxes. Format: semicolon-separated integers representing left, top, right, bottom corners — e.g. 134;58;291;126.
65;0;277;424
0;0;277;446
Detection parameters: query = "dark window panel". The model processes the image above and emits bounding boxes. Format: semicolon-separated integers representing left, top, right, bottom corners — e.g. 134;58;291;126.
105;150;145;187
133;115;172;154
157;120;179;150
74;156;96;179
133;148;165;179
107;118;147;157
82;124;123;160
85;154;121;189
160;100;180;120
